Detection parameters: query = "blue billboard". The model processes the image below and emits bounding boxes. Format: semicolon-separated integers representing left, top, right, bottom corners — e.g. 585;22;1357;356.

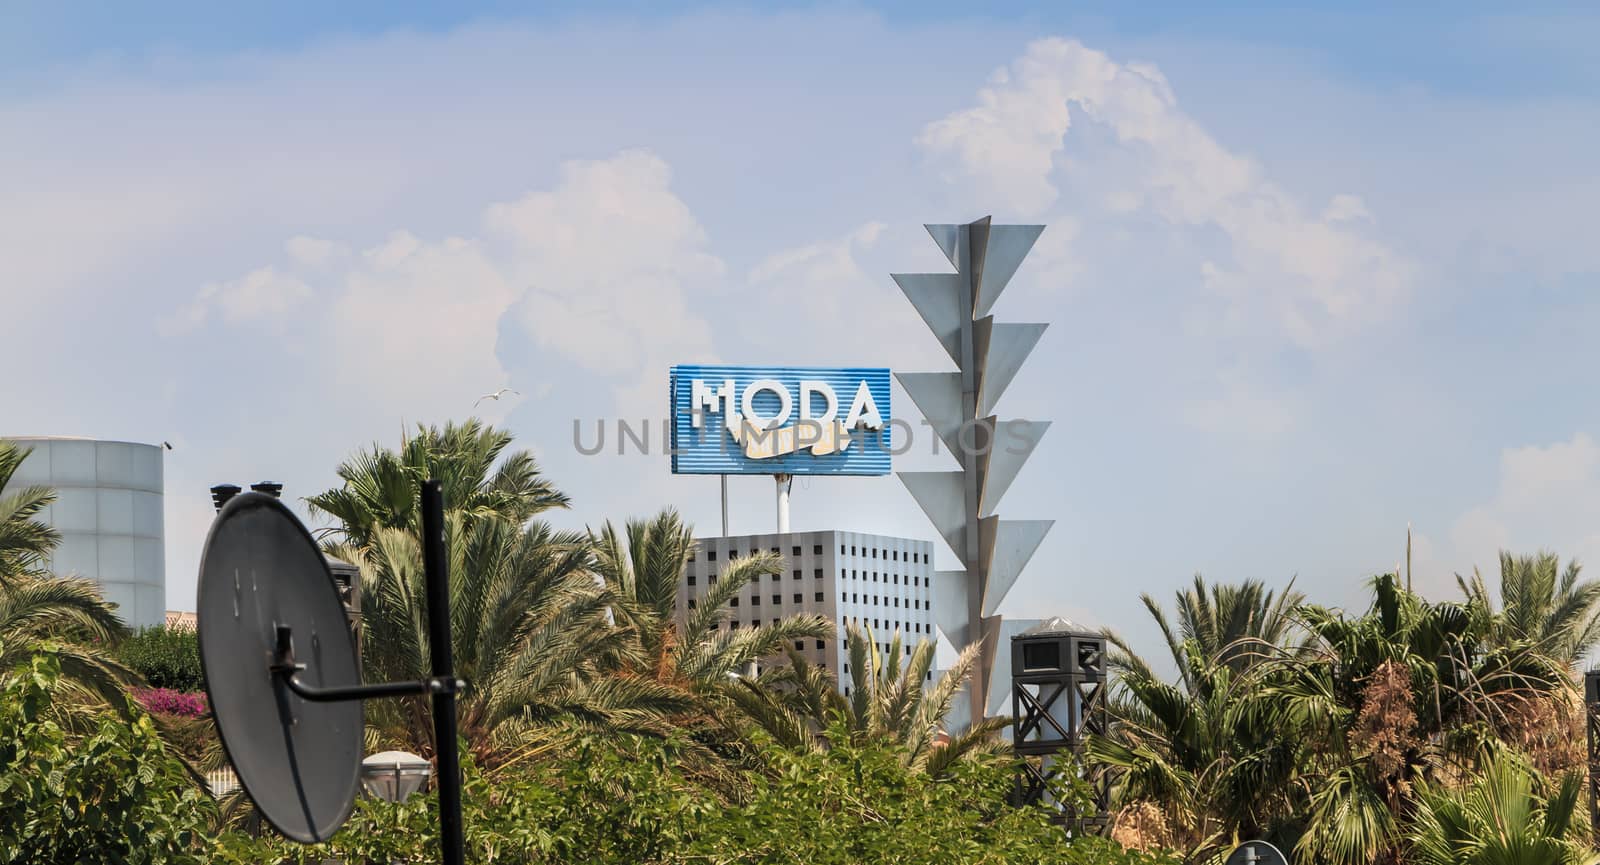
669;365;892;476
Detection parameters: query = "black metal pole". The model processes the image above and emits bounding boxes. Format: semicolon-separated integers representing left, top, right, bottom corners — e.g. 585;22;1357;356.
1586;670;1600;849
421;480;465;865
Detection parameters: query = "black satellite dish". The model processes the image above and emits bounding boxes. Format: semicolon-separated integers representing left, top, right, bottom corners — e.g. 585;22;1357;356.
198;492;361;842
198;483;467;863
1224;840;1290;865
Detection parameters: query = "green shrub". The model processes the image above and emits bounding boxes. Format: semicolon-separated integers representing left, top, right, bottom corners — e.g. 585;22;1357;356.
0;646;217;865
217;729;1176;865
117;625;204;692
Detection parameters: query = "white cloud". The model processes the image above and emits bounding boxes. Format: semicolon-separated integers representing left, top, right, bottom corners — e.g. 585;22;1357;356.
165;150;721;423
919;37;1413;352
161;266;313;335
1418;434;1600;587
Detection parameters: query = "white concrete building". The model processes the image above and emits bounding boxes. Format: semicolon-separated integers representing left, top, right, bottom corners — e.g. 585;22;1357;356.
678;530;935;695
3;437;165;629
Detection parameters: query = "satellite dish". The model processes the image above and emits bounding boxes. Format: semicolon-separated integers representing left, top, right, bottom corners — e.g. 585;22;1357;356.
197;492;362;842
1224;840;1289;865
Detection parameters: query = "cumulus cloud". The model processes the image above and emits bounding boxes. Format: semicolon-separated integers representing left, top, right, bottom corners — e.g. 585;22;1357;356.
161;266;314;335
918;37;1413;352
1447;433;1600;573
166;150;721;422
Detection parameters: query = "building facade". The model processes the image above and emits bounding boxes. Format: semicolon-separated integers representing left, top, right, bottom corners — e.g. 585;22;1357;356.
3;436;165;629
678;530;935;693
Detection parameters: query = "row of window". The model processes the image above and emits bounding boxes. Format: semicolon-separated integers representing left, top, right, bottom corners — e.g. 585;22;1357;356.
687;591;827;610
695;543;824;562
691;543;928;565
841;619;929;636
841;544;924;563
687;568;825;586
843;593;925;610
843;570;924;586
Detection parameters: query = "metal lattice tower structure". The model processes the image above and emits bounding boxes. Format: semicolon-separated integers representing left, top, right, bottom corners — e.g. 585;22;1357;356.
892;216;1053;724
1011;618;1109;830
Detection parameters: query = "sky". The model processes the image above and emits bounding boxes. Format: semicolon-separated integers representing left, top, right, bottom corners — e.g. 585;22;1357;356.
4;1;1600;667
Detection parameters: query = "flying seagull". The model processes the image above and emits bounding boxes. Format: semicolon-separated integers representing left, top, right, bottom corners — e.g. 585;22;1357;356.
474;387;520;408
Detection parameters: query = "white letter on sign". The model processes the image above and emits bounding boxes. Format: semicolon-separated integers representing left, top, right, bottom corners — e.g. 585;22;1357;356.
843;381;884;430
742;379;792;431
691;379;734;429
799;380;838;424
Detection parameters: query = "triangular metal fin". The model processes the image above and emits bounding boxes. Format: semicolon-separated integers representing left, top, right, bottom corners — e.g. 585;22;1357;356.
973;224;1044;318
898;471;968;561
979;420;1050;517
978;517;1053;618
968;217;991;318
976;321;1047;415
892;273;964;366
933;569;971;648
895;371;965;458
925;224;962;270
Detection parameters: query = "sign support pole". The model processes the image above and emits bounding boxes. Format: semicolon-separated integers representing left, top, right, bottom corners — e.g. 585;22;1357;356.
720;474;730;536
775;473;792;533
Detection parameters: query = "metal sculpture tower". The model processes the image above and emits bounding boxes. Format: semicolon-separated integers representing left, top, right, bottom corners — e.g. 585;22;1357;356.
893;216;1053;724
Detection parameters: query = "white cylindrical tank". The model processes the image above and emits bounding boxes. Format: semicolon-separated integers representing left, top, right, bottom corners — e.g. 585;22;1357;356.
3;437;165;629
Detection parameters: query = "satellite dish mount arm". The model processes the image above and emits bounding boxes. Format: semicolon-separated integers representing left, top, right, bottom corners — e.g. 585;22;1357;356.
270;625;463;702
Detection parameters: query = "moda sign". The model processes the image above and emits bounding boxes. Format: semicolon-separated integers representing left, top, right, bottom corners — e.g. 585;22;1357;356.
668;365;892;476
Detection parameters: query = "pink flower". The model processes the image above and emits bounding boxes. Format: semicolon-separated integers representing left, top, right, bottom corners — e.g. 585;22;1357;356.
132;687;209;718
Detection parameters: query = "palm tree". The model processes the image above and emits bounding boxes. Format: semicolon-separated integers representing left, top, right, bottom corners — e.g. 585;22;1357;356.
729;623;1010;777
1458;550;1600;669
307;419;569;548
1271;573;1567;865
588;509;832;694
1405;752;1599;865
1091;577;1309;857
0;575;134;713
329;513;685;766
0;441;60;585
1118;575;1304;687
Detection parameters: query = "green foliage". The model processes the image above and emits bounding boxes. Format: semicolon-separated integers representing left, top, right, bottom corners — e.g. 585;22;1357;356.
219;731;1175;865
0;648;216;865
1405;752;1599;865
0;441;60;584
117;625;204;692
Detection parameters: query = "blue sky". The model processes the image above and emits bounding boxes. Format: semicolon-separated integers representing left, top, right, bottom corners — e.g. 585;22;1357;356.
4;2;1599;666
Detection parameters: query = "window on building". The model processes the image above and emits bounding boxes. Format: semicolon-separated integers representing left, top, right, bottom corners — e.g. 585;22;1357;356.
708;573;718;584
772;594;782;605
814;592;823;602
793;593;802;604
813;544;822;555
840;544;846;555
751;621;760;629
843;663;850;674
751;596;760;606
793;545;802;557
892;574;899;585
729;621;738;629
689;550;696;562
813;568;822;578
708;550;717;561
926;671;932;681
730;598;739;607
793;570;802;580
844;686;851;696
894;598;900;608
687;575;696;586
687;599;696;609
905;646;911;656
795;641;804;651
729;550;738;560
770;618;778;625
852;545;857;555
815;640;824;649
771;546;780;554
872;549;878;559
